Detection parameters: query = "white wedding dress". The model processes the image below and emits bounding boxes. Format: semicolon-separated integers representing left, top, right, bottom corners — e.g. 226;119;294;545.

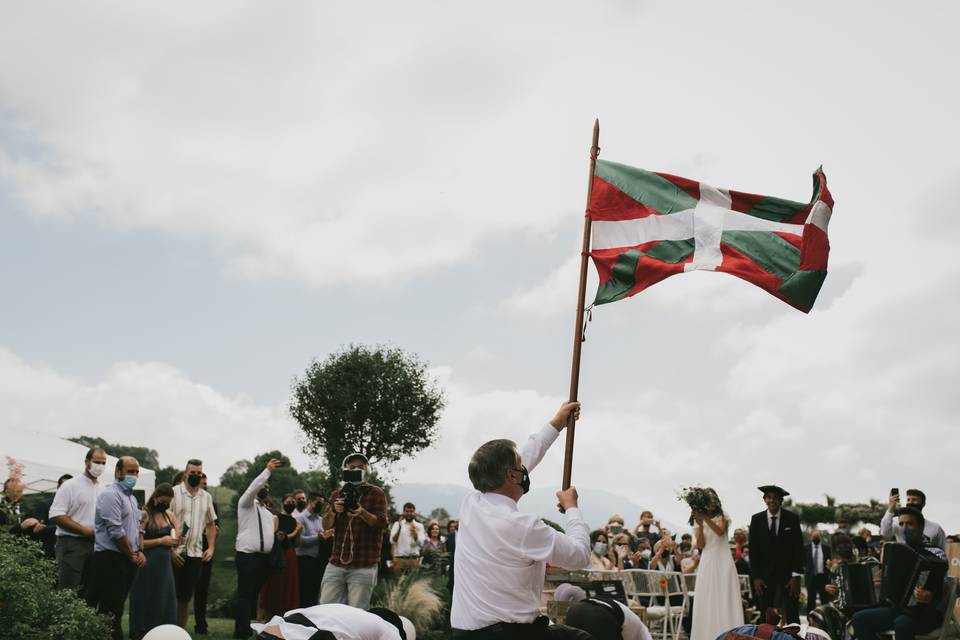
690;513;744;640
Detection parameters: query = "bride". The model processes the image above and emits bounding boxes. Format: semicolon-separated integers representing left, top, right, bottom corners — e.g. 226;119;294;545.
690;488;744;640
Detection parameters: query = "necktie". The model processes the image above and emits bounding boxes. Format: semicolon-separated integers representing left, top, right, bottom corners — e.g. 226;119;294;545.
813;544;820;573
770;515;778;537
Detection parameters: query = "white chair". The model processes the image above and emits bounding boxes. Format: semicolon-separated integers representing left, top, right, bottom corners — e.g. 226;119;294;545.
622;569;688;640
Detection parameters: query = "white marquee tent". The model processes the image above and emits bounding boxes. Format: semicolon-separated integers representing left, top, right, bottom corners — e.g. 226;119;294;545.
2;429;156;497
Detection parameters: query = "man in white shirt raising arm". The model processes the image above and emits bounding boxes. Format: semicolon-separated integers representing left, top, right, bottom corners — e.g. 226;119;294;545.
450;401;592;640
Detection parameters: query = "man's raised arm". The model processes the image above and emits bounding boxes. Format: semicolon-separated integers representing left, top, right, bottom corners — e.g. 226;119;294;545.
520;401;580;473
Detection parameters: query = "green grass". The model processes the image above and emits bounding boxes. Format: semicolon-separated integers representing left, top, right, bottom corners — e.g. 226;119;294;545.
121;612;237;639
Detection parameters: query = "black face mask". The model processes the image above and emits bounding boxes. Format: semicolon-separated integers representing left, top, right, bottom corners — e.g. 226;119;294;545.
283;503;295;514
155;502;169;512
187;474;201;488
257;488;269;501
837;545;854;561
296;500;307;510
515;465;530;495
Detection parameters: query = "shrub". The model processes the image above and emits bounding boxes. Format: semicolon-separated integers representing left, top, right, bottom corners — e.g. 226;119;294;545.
0;532;111;639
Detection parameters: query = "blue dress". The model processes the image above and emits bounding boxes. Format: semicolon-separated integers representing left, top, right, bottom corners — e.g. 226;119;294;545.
128;519;177;638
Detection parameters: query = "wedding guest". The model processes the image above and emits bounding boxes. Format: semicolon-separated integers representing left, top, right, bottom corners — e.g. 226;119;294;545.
589;531;615;570
733;528;748;560
630;537;653;570
881;489;946;550
50;447;107;589
296;491;325;607
319;453;389;609
32;473;72;557
449;401;590;638
259;493;303;619
129;484;179;639
292;489;308;518
391;502;425;573
446;519;458;593
234;458;280;639
170;458;218;628
850;508;947;640
193;473;220;636
420;521;447;575
0;477;36;535
634;511;660;548
804;528;832;610
612;533;635;570
86;457;145;640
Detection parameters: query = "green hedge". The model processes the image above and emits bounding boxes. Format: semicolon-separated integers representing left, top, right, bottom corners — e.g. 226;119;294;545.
0;533;111;640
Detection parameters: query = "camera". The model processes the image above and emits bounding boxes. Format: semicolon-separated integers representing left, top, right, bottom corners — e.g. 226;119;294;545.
342;480;364;512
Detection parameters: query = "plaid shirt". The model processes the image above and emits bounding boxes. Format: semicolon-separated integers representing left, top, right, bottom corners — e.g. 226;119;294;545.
327;484;388;568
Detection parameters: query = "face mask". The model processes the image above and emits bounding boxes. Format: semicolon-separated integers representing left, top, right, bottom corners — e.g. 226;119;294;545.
837;545;854;561
515;465;530;495
594;542;608;555
812;536;821;544
88;462;105;478
187;474;201;488
404;514;415;522
903;526;924;548
640;549;652;560
257;488;269;501
121;475;137;490
296;500;307;510
609;523;623;533
283;503;295;514
155;502;170;512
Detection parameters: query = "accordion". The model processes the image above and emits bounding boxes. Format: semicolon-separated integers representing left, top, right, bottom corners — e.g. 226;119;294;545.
880;542;948;608
834;561;880;611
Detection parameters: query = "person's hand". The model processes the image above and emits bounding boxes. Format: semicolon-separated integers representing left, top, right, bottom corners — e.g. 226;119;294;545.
555;486;579;514
334;499;345;514
321;528;335;539
788;576;801;597
825;584;838;596
754;578;767;594
159;535;178;547
549;401;581;431
888;494;900;512
130;551;146;568
617;545;630;559
266;458;283;472
692;512;704;525
277;530;287;542
172;551;185;567
201;547;214;562
81;525;96;538
347;505;364;519
914;586;934;604
20;517;39;530
32;522;46;534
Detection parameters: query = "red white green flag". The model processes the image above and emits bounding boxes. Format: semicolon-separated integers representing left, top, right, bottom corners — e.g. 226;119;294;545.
589;160;834;313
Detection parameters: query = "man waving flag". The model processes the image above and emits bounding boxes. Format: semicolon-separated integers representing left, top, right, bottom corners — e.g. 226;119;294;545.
589;160;834;312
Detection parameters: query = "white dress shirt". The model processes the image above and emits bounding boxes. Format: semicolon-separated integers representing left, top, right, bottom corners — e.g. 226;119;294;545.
880;510;946;550
250;603;401;640
450;424;591;630
391;519;426;557
767;510;781;534
49;473;102;537
617;601;655;640
235;468;275;555
810;542;824;574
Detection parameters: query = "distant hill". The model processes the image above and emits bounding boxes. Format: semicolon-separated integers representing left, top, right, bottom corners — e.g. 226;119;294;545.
392;483;685;532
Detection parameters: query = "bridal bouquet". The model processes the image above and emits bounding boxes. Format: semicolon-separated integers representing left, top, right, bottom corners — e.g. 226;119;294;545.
678;487;717;525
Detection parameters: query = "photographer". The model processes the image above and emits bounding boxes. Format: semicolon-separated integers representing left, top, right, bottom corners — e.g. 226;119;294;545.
319;453;388;609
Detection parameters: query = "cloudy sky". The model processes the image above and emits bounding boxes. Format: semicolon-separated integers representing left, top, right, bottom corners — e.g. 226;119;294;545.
2;1;958;530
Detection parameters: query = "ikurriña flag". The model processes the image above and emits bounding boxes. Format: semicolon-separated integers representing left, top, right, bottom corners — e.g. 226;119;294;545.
589;160;834;313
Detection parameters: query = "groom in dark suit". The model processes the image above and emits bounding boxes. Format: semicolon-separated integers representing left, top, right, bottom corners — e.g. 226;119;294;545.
748;485;804;623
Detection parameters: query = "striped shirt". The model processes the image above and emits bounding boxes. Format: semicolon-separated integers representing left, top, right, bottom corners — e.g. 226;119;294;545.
171;483;216;557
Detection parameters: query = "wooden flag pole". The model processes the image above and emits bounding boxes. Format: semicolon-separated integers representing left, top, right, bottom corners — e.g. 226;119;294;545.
562;118;600;490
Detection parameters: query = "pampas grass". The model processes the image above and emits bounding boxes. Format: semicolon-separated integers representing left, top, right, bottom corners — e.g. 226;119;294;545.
378;572;445;631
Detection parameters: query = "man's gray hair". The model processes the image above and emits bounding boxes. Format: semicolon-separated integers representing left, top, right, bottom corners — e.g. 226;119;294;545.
468;439;518;493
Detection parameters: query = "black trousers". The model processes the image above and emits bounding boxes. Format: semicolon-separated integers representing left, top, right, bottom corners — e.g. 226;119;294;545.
807;573;831;611
451;617;592;640
194;556;214;632
298;555;320;608
85;550;137;640
758;579;800;624
234;551;271;638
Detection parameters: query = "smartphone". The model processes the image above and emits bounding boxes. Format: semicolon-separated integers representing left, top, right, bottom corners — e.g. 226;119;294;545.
890;487;899;497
